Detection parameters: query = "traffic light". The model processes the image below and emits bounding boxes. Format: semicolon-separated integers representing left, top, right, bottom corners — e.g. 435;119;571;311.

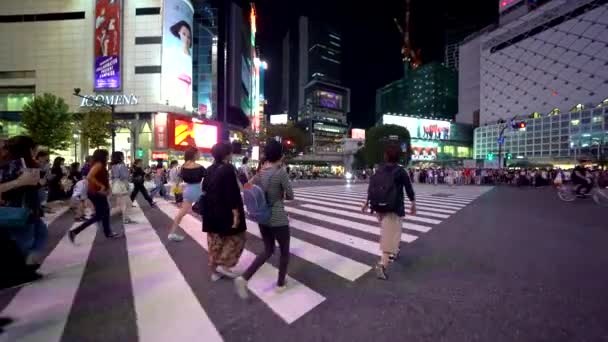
487;153;495;161
136;148;144;158
506;152;513;160
518;121;526;129
512;121;527;129
284;139;293;147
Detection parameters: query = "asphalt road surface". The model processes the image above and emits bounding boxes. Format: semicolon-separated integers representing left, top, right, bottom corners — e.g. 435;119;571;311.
1;182;606;342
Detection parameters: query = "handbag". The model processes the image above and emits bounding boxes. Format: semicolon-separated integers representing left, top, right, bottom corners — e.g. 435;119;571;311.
0;207;31;229
111;179;129;195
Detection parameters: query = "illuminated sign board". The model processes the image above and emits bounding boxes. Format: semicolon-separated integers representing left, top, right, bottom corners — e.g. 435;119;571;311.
382;115;451;140
161;0;194;108
154;112;168;149
411;140;438;161
351;128;365;140
168;114;219;153
270;114;288;125
94;0;122;90
79;94;138;107
152;152;169;160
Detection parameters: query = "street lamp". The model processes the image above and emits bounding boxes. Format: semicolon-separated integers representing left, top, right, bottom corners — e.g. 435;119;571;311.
72;132;79;162
497;115;519;168
72;88;117;152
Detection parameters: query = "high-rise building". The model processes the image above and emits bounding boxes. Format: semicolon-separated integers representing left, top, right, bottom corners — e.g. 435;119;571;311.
281;16;350;155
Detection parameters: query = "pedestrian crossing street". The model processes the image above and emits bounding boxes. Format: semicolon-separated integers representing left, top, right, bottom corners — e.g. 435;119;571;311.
0;184;492;341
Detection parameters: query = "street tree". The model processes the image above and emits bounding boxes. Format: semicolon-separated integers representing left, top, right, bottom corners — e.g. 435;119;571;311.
363;124;412;166
77;108;111;149
264;123;311;159
21;93;73;152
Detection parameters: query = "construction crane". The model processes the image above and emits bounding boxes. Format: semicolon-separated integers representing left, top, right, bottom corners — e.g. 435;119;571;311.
394;0;422;69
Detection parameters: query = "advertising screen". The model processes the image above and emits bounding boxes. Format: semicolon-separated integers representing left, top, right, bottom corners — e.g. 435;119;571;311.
270;114;288;125
351;128;365;140
382;115;451;140
173;118;218;152
161;0;194;108
94;0;122;90
318;91;343;110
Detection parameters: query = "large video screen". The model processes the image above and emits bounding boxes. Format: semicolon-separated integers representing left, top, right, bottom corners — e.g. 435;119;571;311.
94;0;122;90
173;118;218;152
161;0;194;108
382;115;451;140
318;91;343;110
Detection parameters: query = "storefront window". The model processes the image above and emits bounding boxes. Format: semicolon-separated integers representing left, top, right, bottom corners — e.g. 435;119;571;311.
457;146;470;158
0;93;34;111
443;145;455;155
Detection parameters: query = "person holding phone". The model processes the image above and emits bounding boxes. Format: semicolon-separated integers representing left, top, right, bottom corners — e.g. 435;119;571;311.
69;149;121;243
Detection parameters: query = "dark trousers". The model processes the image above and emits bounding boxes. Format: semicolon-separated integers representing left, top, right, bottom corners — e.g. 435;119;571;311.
575;181;593;195
130;183;153;204
72;192;112;237
242;225;290;286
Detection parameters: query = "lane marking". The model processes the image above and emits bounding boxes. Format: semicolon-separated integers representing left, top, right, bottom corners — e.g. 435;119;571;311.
127;204;223;341
286;207;419;242
155;200;325;324
0;224;97;342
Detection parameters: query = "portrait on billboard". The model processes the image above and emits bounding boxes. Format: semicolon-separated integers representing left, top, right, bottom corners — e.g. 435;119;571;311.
171;117;218;153
94;0;121;90
162;0;194;109
383;115;451;141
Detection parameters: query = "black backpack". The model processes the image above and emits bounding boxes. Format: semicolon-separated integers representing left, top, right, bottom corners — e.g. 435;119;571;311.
368;165;400;213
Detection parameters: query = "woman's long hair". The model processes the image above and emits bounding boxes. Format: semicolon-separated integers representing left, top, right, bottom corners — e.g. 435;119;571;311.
111;151;124;165
3;135;38;167
92;149;109;167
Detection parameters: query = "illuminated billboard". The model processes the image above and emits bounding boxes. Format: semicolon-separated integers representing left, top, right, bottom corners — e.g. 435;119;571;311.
168;114;219;153
410;141;439;161
318;91;343;110
382;115;451;140
94;0;122;90
270;114;288;125
161;0;194;108
351;128;365;140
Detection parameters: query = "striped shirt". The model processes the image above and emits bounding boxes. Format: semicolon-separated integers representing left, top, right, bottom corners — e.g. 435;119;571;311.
254;166;294;227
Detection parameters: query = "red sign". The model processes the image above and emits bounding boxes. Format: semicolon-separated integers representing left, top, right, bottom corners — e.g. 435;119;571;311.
168;114;220;153
351;128;365;140
154;112;168;149
152;152;169;160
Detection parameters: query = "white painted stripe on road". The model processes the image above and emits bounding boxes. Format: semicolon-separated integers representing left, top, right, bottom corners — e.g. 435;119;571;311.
289;218;383;256
294;196;450;219
298;203;440;229
296;189;473;205
246;219;371;281
294;192;458;214
42;207;70;226
0;224;97;342
338;189;483;199
299;188;482;201
155;200;325;324
412;198;466;209
286;207;419;242
126;204;223;341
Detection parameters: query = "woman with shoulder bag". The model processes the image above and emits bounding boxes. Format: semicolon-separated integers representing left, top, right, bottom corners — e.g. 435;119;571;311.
110;152;134;224
202;142;246;281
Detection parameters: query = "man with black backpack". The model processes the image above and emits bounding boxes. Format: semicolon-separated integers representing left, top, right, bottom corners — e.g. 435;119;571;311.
362;143;416;280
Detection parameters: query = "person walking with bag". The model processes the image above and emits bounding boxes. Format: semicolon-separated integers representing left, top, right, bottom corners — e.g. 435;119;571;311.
69;149;121;243
167;147;205;242
362;143;416;280
235;140;294;298
110;152;134;224
130;159;155;207
201;142;246;281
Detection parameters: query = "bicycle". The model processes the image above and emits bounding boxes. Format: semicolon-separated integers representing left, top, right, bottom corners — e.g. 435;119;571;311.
556;180;608;207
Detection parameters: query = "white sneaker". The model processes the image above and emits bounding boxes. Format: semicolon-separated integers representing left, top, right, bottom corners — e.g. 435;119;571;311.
168;233;184;242
210;273;222;282
234;276;249;299
275;281;288;293
216;266;239;279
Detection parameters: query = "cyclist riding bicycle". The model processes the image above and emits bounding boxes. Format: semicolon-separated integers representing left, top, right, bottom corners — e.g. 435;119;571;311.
571;159;593;197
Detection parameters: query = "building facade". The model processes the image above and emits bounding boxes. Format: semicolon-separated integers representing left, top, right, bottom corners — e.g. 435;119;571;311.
0;0;256;164
281;16;350;157
474;105;608;166
478;0;608;125
376;62;458;122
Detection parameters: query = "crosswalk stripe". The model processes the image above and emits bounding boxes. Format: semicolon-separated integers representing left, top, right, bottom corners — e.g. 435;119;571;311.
298;188;482;201
0;223;97;342
293;196;451;219
42;207;70;226
412;198;466;209
155;200;326;324
299;203;440;227
245;219;371;281
126;204;223;341
338;189;484;200
296;189;472;206
294;192;458;214
286;207;419;242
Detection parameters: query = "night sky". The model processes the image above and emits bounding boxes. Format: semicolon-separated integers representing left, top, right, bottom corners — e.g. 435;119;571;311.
253;0;498;129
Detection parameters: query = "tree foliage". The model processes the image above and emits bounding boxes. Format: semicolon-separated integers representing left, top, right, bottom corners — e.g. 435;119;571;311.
363;124;412;166
263;123;311;159
78;108;112;149
21;93;73;151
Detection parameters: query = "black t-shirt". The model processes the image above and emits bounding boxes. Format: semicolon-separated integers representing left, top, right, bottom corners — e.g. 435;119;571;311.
571;165;587;183
180;166;206;184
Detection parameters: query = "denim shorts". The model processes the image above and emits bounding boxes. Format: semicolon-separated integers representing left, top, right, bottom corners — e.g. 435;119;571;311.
183;183;202;203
